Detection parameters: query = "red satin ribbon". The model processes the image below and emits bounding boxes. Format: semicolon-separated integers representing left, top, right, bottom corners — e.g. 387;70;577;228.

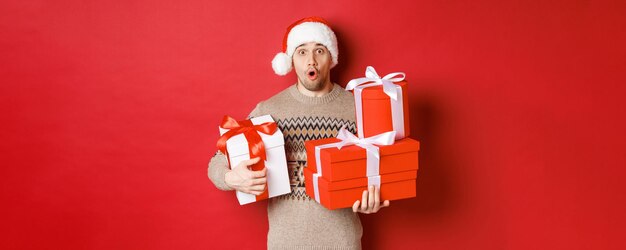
216;115;278;161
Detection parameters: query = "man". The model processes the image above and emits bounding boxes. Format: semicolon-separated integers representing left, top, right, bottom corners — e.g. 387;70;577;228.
208;17;389;250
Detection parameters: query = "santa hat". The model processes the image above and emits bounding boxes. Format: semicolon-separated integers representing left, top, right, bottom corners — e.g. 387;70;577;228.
271;17;338;76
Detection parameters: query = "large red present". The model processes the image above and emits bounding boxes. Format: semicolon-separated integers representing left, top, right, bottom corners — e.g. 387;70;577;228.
304;128;420;210
305;135;420;181
304;168;417;210
345;66;410;140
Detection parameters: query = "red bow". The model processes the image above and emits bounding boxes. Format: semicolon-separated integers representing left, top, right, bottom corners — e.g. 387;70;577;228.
216;115;278;161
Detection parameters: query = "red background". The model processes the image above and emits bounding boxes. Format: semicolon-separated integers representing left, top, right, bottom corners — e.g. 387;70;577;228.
2;0;625;249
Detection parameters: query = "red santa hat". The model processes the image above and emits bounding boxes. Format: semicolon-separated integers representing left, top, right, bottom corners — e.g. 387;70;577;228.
271;17;339;76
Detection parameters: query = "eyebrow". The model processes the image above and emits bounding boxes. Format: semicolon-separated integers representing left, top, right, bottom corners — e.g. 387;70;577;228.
296;43;327;50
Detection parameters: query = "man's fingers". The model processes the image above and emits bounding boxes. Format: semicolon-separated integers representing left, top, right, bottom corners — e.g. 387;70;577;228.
368;185;375;209
361;190;368;211
243;187;263;196
235;157;261;171
250;168;267;178
249;190;263;196
249;184;266;191
246;157;261;165
353;187;390;214
352;200;360;213
382;200;390;207
250;177;267;185
373;185;381;212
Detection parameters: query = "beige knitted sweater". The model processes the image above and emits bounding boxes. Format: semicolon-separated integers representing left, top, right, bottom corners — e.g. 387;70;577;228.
208;83;362;250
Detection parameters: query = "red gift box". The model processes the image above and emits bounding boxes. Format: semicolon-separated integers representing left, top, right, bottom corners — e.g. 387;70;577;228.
304;168;417;210
305;137;420;181
346;66;410;140
304;128;420;209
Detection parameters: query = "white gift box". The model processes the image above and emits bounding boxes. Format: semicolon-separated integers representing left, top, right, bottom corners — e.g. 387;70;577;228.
218;115;291;205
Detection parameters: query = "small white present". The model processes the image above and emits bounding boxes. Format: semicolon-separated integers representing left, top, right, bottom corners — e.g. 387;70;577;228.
218;115;290;205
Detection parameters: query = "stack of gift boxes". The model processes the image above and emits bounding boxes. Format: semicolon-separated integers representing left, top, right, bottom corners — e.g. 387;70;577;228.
216;66;420;209
304;66;421;210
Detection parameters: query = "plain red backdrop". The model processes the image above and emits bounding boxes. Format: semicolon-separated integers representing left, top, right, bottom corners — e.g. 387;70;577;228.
1;0;625;249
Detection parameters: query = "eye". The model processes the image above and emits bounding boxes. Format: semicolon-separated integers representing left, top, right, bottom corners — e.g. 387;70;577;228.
298;50;306;55
316;48;325;54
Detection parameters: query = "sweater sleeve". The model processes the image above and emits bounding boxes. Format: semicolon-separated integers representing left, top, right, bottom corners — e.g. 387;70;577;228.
207;151;233;191
207;103;263;191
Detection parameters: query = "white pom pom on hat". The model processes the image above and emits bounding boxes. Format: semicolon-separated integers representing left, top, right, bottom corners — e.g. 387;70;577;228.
272;52;292;76
272;16;338;76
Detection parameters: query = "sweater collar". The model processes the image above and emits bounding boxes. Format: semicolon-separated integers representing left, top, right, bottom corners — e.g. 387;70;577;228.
288;83;343;105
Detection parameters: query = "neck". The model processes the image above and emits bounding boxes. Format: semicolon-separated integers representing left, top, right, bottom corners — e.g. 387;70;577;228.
296;80;334;97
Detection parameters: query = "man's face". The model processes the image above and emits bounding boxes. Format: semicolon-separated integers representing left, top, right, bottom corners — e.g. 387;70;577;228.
292;42;332;91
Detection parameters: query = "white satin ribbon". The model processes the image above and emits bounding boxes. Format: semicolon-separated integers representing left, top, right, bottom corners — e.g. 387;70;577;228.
345;66;406;139
312;127;396;203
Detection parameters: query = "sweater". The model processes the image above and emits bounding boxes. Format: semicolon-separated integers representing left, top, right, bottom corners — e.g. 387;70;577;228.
208;83;362;250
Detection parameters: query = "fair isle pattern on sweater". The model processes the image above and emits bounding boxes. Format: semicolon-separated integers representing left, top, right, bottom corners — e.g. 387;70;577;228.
274;116;357;200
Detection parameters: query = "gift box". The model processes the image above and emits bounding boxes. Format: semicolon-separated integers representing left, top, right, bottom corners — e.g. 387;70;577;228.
217;115;291;205
304;168;417;210
345;66;410;140
304;136;420;182
304;128;420;210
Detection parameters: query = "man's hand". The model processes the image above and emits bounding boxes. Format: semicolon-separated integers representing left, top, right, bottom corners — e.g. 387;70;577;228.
352;185;390;214
224;157;267;195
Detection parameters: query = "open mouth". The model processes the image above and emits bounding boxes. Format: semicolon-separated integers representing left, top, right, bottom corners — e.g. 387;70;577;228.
307;69;318;80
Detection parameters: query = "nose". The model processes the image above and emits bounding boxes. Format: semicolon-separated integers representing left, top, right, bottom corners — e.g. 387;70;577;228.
306;53;317;67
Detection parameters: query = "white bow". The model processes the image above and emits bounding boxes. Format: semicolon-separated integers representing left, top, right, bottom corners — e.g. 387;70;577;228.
345;66;406;100
335;127;396;158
